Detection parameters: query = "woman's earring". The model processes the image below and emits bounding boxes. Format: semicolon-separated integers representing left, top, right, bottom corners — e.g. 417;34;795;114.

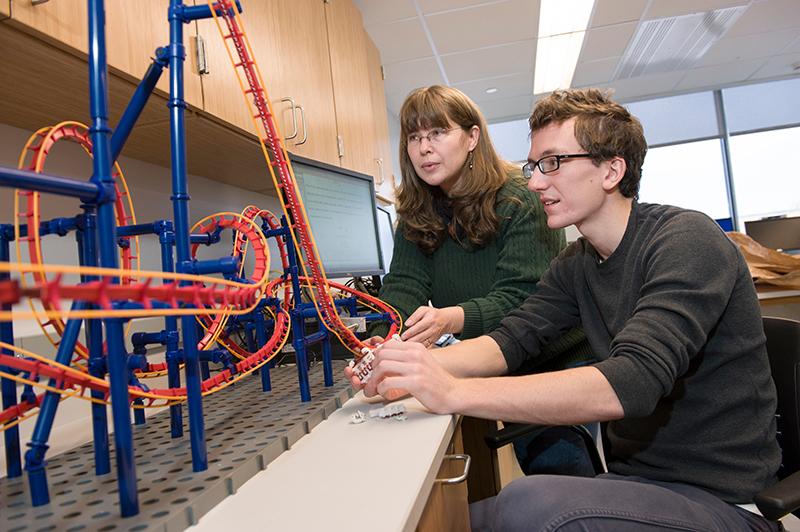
468;150;474;170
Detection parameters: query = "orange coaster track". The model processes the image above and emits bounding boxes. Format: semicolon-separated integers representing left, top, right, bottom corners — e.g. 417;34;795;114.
207;0;400;354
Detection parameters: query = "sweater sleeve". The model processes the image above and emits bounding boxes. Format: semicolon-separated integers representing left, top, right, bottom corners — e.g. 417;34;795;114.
369;225;432;338
458;182;566;339
488;245;584;372
594;213;741;418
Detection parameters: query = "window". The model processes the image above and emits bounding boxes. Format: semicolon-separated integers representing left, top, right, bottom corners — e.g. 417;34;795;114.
723;78;800;134
729;126;800;221
626;92;719;146
639;139;730;220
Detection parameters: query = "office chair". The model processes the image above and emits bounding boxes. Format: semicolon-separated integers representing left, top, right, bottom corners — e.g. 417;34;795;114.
755;316;800;521
485;316;800;522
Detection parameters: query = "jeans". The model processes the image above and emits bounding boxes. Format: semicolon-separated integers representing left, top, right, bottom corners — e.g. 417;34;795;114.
470;473;781;532
512;425;598;478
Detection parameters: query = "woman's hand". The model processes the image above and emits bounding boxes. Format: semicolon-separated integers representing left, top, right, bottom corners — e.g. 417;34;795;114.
401;305;464;346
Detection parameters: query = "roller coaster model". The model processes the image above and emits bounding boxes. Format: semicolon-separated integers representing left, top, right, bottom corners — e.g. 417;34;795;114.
0;0;401;520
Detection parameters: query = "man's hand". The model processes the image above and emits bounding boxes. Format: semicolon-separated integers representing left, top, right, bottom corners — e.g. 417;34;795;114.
363;340;459;414
401;305;464;346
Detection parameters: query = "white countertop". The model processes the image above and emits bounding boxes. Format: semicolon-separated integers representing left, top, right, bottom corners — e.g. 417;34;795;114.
191;392;456;532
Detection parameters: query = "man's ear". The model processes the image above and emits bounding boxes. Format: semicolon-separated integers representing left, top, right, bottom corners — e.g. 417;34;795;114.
602;157;627;192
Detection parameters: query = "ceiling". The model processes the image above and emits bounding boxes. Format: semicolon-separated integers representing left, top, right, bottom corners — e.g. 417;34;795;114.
354;0;800;124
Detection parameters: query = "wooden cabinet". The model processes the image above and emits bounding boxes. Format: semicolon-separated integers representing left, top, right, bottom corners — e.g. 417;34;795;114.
0;1;394;200
7;0;87;52
196;0;394;188
365;35;395;201
324;0;377;176
4;0;203;107
417;422;472;531
195;0;340;165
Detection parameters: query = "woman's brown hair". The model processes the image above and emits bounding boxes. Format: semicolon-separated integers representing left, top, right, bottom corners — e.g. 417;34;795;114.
397;85;516;254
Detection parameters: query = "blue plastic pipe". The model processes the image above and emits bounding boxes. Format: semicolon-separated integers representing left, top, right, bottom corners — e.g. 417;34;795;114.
169;0;207;471
0;225;21;478
159;219;184;438
25;302;88;506
78;209;112;475
0;166;101;201
111;55;167;162
88;0;139;516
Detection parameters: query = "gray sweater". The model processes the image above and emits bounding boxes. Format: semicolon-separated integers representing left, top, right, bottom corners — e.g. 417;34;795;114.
489;202;780;502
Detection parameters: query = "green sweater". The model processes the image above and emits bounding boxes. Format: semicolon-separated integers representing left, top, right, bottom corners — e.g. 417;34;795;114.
377;175;572;345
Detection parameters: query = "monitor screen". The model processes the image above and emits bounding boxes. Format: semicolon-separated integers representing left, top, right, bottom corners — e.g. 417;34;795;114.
376;205;395;275
744;215;800;252
289;153;384;277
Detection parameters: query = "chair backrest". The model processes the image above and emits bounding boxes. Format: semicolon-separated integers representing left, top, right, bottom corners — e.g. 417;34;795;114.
763;316;800;479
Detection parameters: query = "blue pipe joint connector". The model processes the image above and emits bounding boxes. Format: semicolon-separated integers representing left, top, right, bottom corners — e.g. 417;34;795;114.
179;256;239;276
95;182;118;206
172;0;242;22
167;349;185;365
21;385;38;404
128;354;148;371
155;46;170;67
89;357;107;376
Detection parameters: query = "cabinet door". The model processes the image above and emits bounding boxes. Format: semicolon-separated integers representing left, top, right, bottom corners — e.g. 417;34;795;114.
417;425;471;531
7;0;202;108
105;0;203;107
8;0;87;51
324;0;378;177
365;35;395;201
197;0;339;165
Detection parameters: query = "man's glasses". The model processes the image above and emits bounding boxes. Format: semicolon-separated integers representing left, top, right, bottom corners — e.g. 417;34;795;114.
407;127;460;146
522;153;593;178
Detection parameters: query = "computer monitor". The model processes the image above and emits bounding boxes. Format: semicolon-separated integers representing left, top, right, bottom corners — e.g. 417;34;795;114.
744;215;800;252
375;205;395;275
289;153;385;277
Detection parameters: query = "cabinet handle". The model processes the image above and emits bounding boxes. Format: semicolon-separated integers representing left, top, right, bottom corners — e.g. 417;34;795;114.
280;97;299;140
193;35;209;75
337;135;345;159
434;454;471;485
31;0;50;5
295;105;308;145
375;158;384;185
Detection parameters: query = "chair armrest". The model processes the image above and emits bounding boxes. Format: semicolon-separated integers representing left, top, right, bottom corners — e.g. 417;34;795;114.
484;423;606;475
755;470;800;521
483;423;548;450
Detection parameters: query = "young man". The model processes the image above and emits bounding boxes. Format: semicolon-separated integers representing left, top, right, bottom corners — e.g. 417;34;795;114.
346;88;780;531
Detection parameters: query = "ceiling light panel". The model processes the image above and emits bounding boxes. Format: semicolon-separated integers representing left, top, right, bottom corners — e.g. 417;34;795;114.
613;5;749;80
534;0;595;94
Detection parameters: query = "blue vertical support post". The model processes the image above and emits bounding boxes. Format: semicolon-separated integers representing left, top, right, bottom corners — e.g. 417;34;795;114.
321;330;333;387
0;224;21;478
88;0;138;516
283;217;311;401
158;222;183;438
168;0;207;472
198;321;210;380
78;210;111;475
24;302;88;506
253;304;271;391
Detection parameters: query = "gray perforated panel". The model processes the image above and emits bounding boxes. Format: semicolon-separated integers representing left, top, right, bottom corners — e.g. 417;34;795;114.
1;361;353;531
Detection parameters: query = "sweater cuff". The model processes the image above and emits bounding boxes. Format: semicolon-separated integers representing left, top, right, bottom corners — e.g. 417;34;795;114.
458;301;482;340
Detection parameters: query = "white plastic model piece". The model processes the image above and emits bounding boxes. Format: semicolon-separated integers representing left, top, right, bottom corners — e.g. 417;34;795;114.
368;403;406;419
350;410;367;424
349;334;402;384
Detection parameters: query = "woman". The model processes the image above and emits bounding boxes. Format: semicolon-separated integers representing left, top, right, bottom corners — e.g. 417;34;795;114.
375;85;569;350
